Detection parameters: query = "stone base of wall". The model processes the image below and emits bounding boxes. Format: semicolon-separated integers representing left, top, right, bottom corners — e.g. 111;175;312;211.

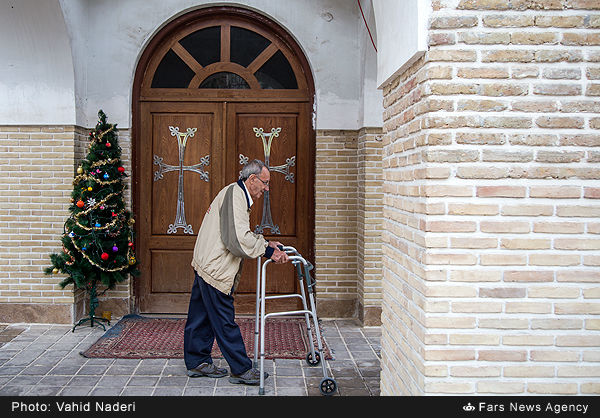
95;298;130;321
358;303;382;326
316;298;357;319
0;303;72;324
72;286;131;323
316;300;381;325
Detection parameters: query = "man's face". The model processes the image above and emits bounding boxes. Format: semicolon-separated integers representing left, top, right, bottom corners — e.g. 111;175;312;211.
247;167;270;200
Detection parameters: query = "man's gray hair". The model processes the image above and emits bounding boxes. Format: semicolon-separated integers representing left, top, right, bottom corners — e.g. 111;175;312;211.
239;159;266;180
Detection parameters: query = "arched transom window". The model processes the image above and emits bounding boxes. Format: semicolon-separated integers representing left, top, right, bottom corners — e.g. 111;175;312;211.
142;16;309;93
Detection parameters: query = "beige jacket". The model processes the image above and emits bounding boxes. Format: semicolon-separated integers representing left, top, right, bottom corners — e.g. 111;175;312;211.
191;180;271;294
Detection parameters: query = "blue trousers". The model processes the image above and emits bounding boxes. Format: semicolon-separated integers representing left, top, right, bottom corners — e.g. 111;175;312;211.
183;272;252;376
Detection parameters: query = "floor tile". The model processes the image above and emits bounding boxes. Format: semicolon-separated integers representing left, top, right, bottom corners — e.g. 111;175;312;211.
0;320;380;397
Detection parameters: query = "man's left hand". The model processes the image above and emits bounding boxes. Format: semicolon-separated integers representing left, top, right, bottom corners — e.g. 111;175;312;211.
271;248;289;264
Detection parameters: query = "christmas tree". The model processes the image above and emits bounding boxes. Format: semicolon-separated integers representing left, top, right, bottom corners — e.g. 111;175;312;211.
46;110;139;331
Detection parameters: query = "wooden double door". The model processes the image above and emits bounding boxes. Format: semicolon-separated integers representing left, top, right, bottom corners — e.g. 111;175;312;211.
137;101;312;313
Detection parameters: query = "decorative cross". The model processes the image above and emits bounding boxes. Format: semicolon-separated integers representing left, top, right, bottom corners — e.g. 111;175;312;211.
239;127;295;235
154;126;210;234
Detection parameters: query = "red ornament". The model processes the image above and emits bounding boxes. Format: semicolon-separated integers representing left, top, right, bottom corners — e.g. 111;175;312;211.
105;142;111;148
101;252;109;261
118;166;125;173
76;200;84;208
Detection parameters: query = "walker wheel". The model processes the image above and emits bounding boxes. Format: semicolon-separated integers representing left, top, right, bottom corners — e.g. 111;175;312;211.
319;378;337;396
306;351;321;366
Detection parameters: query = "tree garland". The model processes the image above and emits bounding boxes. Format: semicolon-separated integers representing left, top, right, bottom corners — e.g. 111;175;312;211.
68;233;135;272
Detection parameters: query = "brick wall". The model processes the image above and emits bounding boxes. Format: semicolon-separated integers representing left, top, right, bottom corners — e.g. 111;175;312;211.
315;130;360;318
357;128;384;325
0;126;133;323
380;0;600;395
0;126;76;323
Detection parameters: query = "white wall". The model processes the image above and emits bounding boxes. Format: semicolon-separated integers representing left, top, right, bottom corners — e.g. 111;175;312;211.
373;0;430;88
0;0;384;130
357;0;382;128
0;0;75;125
58;0;379;130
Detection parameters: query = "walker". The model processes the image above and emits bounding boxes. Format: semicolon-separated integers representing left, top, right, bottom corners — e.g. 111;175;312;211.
253;246;337;396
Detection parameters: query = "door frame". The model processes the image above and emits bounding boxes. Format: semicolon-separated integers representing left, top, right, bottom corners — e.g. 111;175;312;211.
131;6;315;313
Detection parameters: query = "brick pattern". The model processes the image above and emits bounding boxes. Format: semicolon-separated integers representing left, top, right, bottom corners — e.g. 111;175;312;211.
0;126;133;323
0;126;76;311
314;129;385;321
380;0;600;395
314;131;359;316
357;128;384;325
0;126;75;322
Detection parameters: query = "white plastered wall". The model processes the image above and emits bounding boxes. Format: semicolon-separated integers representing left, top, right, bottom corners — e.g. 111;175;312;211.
0;0;75;125
58;0;381;130
372;0;430;88
358;0;382;128
1;0;384;130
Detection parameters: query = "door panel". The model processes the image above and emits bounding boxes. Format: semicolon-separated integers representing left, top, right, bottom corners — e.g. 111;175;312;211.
226;102;310;302
235;113;297;236
151;112;216;236
139;102;224;313
150;250;194;293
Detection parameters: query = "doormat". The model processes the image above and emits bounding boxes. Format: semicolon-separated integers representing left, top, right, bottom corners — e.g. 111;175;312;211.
80;314;332;360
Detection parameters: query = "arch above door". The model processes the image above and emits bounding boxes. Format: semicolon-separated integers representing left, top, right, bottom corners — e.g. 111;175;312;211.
136;6;313;102
132;6;315;314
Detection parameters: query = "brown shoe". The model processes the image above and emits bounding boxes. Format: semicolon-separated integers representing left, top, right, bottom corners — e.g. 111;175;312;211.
187;362;227;378
228;368;269;385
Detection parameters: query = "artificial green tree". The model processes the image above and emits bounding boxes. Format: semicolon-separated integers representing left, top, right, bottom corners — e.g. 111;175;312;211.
46;110;139;331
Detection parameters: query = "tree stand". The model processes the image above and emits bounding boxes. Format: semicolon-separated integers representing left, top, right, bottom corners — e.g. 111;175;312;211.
72;281;110;332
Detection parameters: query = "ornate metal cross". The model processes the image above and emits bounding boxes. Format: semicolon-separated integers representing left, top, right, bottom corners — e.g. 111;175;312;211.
154;126;210;234
239;127;295;234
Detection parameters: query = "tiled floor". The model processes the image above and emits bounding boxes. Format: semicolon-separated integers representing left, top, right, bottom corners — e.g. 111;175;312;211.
0;319;380;396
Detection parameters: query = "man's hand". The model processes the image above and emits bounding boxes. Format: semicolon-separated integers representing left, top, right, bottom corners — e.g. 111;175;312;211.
270;243;289;264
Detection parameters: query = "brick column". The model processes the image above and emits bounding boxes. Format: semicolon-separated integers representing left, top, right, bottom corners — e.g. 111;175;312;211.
315;130;359;318
358;127;384;325
380;0;600;395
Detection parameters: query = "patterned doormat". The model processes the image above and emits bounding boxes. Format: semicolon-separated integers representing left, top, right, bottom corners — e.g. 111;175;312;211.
81;314;332;360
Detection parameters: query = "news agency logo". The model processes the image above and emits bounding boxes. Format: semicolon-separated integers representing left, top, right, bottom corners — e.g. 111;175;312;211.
463;403;475;412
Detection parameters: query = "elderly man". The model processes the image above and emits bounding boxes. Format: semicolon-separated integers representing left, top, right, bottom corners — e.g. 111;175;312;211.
184;159;289;385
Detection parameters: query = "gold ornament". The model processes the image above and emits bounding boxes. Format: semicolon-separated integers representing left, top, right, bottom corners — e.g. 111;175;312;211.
77;166;83;174
128;255;136;265
52;268;59;274
87;186;93;191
